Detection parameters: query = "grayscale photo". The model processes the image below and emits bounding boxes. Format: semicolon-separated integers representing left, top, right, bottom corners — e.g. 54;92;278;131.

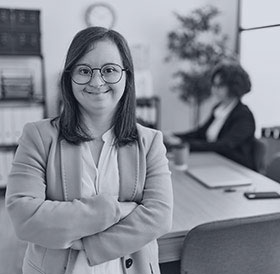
1;1;280;274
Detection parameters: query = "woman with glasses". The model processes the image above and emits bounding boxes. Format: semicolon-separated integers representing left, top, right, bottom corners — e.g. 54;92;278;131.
5;27;173;274
166;62;256;170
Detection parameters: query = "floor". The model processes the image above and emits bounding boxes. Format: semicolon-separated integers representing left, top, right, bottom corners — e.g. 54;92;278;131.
0;189;27;274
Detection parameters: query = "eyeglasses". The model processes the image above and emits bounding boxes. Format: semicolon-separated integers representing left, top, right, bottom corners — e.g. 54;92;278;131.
70;63;127;85
212;82;226;88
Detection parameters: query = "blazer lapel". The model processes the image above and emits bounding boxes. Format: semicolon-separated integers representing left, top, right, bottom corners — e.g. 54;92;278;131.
218;102;240;138
118;142;139;202
60;140;82;201
60;139;139;202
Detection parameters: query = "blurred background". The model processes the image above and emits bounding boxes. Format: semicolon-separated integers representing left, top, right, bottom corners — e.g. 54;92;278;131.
0;0;238;131
2;1;280;273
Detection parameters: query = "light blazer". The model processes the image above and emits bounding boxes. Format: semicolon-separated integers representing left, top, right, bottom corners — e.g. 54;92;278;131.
5;119;173;274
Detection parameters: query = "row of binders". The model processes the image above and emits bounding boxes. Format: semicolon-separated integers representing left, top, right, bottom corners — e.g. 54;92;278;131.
1;68;34;99
0;105;44;145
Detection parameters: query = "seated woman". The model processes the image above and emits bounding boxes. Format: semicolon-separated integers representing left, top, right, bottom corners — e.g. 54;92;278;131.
171;62;256;170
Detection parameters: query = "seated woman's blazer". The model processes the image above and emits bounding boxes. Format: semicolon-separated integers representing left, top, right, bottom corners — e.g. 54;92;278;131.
175;101;256;170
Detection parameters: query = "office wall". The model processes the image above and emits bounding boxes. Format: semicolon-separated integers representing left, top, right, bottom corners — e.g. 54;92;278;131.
1;0;238;131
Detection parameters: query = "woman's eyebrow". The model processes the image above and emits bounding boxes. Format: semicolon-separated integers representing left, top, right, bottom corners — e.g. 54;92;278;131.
75;63;91;67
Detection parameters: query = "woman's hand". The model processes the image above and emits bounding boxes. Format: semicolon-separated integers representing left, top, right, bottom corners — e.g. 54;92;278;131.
71;239;84;250
163;132;181;146
119;202;138;219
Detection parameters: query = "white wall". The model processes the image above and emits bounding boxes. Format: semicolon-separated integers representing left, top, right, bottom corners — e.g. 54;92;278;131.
240;0;280;136
1;0;238;131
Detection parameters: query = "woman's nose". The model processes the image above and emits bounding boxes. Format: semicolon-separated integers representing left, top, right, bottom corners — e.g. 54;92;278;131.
88;71;105;86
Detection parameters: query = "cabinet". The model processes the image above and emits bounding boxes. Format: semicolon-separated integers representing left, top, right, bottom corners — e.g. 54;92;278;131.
136;96;160;129
0;8;45;188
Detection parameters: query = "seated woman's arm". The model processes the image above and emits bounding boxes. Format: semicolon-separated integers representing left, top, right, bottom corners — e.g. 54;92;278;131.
188;108;255;153
173;114;214;142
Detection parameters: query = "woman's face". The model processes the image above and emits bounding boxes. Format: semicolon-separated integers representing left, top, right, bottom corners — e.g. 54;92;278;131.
211;74;230;103
71;40;126;116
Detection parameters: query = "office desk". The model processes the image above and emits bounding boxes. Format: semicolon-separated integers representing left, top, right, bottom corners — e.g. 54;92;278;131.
158;152;280;263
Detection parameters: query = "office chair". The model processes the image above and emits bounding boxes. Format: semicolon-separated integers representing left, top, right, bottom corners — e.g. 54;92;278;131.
252;137;267;174
180;213;280;274
266;152;280;184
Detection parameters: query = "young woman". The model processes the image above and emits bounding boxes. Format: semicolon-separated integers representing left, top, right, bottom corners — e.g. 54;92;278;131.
5;27;173;274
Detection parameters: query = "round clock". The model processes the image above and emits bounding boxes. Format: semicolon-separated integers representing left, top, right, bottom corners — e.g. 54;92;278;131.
85;3;116;29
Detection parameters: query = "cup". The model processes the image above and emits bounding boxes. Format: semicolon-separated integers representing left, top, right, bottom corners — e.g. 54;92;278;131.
173;143;190;169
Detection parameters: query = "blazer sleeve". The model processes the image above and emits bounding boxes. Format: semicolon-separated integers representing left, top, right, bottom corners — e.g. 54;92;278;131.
174;114;214;142
82;131;173;266
5;123;122;249
189;106;255;153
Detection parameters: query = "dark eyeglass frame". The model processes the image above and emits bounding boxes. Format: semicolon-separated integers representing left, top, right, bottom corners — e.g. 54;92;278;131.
67;63;128;85
211;82;227;88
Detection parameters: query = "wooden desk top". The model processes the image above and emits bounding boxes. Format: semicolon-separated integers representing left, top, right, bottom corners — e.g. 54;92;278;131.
158;152;280;263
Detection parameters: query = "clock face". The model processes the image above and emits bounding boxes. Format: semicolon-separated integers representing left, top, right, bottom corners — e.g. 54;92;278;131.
85;3;116;29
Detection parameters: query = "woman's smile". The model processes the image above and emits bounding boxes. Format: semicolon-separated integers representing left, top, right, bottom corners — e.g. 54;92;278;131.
82;88;111;95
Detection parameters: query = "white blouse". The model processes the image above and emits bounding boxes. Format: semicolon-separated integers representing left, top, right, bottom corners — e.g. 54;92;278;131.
72;129;124;274
206;100;238;142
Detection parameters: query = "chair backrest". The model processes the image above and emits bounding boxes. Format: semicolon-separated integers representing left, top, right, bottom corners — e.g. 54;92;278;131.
266;152;280;184
180;213;280;274
252;138;267;173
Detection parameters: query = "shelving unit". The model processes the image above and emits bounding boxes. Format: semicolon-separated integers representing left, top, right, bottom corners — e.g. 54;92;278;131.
136;96;160;129
0;8;46;188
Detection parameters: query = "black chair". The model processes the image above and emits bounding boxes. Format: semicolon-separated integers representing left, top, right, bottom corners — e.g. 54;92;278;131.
180;213;280;274
266;152;280;184
252;138;267;174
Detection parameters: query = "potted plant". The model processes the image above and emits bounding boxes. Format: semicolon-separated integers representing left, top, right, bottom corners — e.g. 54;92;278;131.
166;5;235;127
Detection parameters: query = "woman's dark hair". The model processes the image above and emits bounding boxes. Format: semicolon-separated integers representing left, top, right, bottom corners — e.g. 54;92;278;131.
57;26;138;146
211;62;251;98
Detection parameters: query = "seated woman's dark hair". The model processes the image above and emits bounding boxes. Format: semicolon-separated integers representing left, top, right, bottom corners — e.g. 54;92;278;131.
211;62;251;98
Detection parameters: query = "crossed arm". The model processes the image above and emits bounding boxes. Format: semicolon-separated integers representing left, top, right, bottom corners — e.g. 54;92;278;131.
6;123;173;264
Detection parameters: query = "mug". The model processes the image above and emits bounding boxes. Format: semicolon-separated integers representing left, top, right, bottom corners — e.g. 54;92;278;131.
173;143;190;168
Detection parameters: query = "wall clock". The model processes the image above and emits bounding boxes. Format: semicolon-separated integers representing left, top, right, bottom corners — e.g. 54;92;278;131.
85;3;116;29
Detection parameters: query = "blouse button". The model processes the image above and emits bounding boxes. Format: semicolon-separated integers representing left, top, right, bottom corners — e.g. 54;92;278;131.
125;258;133;268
